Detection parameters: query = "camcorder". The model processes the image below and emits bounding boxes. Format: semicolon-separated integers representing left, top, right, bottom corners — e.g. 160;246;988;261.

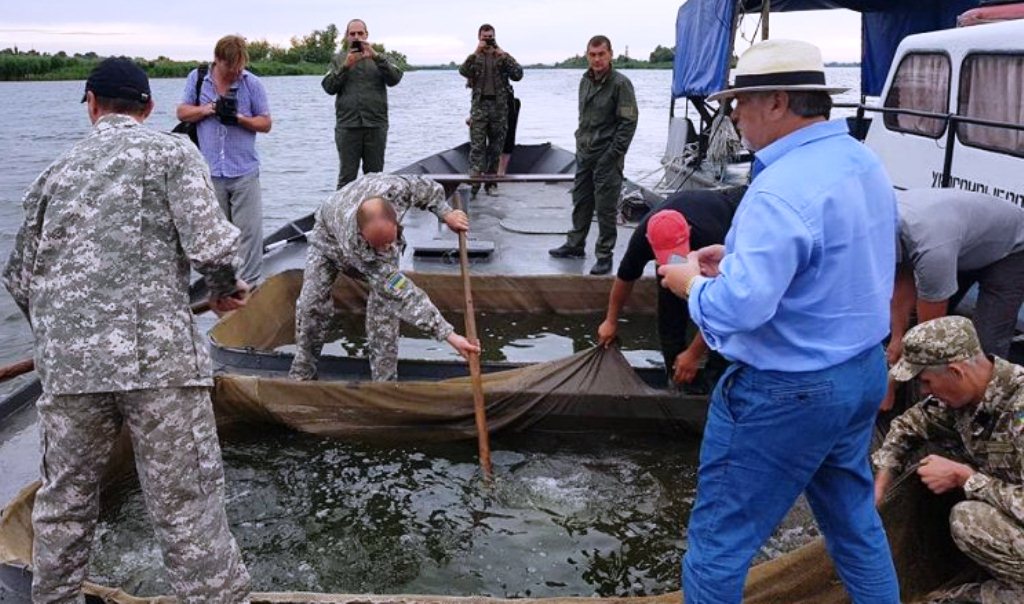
215;85;239;125
485;39;497;47
351;40;364;52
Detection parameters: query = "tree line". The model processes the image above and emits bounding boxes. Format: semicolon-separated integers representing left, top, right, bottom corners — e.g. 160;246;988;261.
0;24;408;81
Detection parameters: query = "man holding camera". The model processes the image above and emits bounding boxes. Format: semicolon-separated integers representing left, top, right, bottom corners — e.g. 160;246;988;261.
323;19;404;190
459;24;523;197
176;34;272;287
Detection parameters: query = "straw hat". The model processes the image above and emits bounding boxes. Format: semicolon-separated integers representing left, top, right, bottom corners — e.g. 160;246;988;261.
707;39;848;102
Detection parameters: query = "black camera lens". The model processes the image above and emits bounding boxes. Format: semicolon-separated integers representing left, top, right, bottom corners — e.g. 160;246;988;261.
352;40;363;52
485;39;496;47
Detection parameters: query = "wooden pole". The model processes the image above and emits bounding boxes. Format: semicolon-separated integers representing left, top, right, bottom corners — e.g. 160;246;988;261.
0;298;220;384
453;190;493;476
761;0;770;41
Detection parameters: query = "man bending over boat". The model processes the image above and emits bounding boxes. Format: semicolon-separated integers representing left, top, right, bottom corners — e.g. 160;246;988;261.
596;186;745;392
3;58;251;603
875;316;1024;603
289;173;480;381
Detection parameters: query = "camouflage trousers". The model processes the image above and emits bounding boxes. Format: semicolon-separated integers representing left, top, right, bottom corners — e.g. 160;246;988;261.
468;98;508;175
32;387;251;604
290;245;402;382
926;500;1024;603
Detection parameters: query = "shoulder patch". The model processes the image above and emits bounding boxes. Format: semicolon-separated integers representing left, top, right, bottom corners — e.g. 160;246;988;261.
385;271;411;295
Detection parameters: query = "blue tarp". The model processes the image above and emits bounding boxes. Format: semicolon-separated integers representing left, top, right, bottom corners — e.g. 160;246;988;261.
672;0;980;99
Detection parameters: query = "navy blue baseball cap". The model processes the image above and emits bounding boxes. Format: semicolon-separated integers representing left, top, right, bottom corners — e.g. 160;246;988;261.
81;57;151;103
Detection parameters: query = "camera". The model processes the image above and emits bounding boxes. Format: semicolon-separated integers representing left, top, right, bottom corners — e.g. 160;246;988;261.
215;85;239;125
351;40;363;52
485;39;496;47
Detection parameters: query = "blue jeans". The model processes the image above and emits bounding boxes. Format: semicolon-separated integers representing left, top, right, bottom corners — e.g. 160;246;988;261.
682;346;899;603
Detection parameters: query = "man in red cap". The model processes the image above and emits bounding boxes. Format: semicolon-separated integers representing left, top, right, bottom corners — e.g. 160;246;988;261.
598;186;745;389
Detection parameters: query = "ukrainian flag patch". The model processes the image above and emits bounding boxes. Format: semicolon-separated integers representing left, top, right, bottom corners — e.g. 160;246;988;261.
385;272;411;295
1015;410;1024;430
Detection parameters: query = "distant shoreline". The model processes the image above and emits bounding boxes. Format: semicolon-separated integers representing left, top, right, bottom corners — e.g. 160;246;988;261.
0;53;859;82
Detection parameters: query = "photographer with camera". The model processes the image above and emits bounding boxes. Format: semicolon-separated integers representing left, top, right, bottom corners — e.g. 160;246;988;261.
323;19;403;189
459;24;522;197
176;34;272;287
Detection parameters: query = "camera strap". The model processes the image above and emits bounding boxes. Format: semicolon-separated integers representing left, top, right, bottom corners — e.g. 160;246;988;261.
192;64;209;104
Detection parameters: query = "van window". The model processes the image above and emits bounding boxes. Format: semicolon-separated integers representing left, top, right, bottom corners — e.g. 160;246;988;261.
883;53;950;138
958;53;1024;158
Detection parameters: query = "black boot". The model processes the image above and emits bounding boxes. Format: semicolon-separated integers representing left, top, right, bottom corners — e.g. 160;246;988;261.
589;256;613;275
548;244;585;259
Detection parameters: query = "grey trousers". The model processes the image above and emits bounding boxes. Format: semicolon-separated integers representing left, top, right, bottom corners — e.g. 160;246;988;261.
951;249;1024;359
212;171;263;286
336;126;387;189
32;387;251;604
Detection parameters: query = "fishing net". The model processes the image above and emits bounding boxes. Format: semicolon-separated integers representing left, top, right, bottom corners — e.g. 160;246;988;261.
209;269;658;352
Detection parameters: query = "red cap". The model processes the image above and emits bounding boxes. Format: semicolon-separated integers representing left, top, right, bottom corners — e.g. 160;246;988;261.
646;210;691;265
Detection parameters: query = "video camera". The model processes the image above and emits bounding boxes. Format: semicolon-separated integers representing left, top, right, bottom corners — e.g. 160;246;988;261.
215;85;239;126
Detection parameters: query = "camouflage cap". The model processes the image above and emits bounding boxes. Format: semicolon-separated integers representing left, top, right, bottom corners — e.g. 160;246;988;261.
890;316;982;382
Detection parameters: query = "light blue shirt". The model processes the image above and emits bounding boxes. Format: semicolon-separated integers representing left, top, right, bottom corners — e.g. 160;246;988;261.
181;69;270;179
689;119;897;371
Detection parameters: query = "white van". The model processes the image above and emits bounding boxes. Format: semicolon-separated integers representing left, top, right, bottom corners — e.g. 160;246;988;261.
864;19;1024;206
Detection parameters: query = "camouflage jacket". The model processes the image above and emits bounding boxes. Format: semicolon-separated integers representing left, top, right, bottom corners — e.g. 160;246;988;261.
2;114;240;395
873;357;1024;524
322;53;403;128
310;174;456;340
575;67;638;164
458;51;523;105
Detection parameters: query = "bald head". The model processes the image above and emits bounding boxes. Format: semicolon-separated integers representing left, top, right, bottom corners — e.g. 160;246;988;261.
357;197;399;250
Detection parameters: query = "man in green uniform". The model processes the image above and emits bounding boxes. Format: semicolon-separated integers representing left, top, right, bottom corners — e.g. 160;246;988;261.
3;57;251;603
459;23;523;197
549;34;638;275
874;316;1024;603
323;18;404;189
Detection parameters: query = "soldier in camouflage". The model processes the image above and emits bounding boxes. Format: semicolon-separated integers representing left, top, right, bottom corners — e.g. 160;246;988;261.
289;173;480;382
323;19;404;190
2;58;251;604
549;34;638;276
459;23;523;197
873;316;1024;603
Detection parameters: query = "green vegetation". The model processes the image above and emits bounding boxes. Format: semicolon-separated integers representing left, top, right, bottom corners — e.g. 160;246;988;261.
552;44;675;70
0;23;408;81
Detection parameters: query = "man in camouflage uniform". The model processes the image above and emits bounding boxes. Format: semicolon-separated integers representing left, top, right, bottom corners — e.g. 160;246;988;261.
289;173;480;382
323;19;404;189
874;316;1024;603
2;58;251;604
459;23;523;197
549;34;638;276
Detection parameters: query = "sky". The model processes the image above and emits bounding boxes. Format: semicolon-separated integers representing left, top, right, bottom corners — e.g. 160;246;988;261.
0;1;863;65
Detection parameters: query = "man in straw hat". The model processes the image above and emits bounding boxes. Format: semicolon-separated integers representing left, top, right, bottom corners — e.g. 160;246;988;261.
658;39;900;602
874;316;1024;603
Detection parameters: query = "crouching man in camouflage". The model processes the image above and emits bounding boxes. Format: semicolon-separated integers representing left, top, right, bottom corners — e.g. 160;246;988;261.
2;58;251;603
289;173;480;382
874;316;1024;603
